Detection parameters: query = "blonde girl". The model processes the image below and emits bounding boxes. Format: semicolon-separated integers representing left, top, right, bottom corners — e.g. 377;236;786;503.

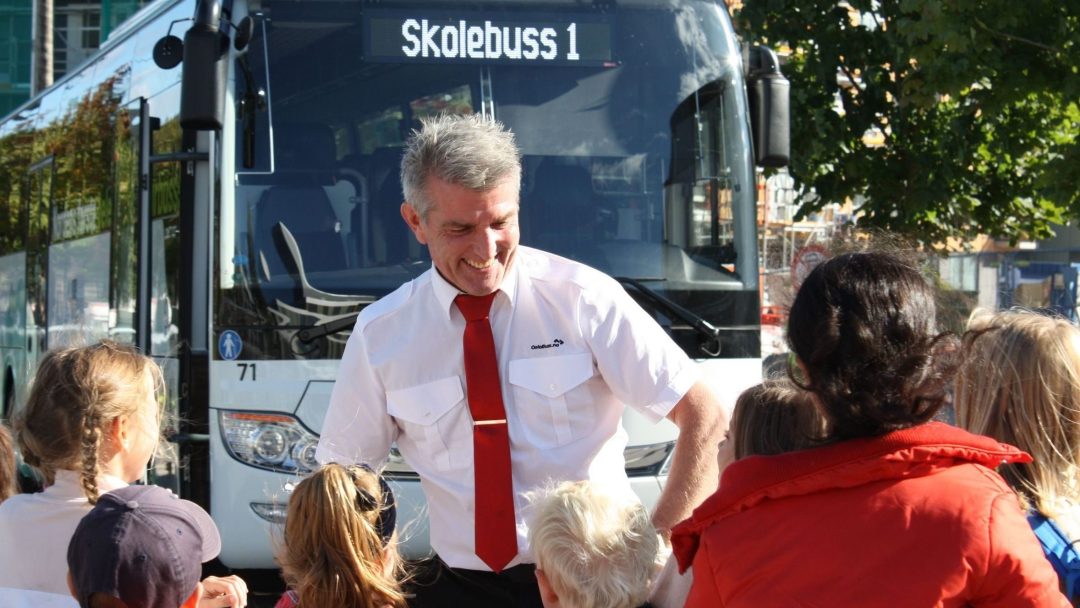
955;311;1080;542
275;463;405;608
0;341;163;596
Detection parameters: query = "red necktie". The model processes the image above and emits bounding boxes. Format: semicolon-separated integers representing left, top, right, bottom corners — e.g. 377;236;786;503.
455;293;518;572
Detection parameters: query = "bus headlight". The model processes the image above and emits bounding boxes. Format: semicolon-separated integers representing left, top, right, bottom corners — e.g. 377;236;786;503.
291;438;320;472
253;426;289;464
220;411;320;474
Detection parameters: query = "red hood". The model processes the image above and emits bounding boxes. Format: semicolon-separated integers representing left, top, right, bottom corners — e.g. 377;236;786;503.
671;422;1031;572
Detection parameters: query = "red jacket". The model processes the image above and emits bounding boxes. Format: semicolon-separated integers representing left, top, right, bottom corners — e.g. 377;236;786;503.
671;422;1070;607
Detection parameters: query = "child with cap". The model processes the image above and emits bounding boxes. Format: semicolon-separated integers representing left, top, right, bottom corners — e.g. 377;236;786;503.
66;484;227;608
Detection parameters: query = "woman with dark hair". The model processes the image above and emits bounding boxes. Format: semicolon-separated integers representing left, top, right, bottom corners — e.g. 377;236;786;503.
671;252;1068;607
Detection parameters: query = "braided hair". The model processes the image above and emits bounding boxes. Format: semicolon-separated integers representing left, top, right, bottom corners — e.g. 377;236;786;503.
13;341;161;503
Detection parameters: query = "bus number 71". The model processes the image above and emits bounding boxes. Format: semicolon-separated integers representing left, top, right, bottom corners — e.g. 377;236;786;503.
237;363;257;381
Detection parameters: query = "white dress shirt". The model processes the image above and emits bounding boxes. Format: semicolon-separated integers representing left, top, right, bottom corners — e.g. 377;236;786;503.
317;246;699;570
0;470;128;595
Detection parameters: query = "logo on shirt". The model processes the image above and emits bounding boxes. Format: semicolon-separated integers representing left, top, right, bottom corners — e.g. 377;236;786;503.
531;338;564;350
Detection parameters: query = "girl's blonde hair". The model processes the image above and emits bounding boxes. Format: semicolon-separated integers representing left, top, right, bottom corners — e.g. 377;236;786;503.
955;310;1080;518
731;381;825;460
277;463;405;608
13;340;162;504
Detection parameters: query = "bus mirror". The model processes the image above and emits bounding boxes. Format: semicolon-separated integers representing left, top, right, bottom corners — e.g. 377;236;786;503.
180;0;228;130
234;16;254;51
153;35;184;70
746;46;790;168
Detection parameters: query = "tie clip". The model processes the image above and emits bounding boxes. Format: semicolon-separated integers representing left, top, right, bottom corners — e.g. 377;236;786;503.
473;419;508;426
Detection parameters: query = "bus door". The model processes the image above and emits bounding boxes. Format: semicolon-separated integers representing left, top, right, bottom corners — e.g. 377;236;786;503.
115;92;186;494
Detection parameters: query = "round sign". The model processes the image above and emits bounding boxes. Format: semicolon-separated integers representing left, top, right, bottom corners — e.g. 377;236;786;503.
791;244;829;291
218;330;243;361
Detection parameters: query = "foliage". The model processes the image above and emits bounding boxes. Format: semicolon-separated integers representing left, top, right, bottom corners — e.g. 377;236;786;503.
738;0;1079;246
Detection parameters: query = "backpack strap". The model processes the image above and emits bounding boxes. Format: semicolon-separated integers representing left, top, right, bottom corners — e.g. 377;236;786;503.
1027;511;1080;600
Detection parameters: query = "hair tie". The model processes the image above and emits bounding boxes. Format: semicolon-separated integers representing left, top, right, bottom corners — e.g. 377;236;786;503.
347;464;397;547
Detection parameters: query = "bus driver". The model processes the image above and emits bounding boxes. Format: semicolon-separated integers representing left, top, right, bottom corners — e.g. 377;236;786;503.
316;114;726;607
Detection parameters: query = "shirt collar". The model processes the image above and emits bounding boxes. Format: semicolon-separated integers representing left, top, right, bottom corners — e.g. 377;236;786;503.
430;256;520;320
51;469;129;495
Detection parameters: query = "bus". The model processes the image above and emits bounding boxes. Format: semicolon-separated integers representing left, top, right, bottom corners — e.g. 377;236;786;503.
0;0;788;568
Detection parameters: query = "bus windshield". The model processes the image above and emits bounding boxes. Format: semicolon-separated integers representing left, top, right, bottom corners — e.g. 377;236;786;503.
218;0;758;359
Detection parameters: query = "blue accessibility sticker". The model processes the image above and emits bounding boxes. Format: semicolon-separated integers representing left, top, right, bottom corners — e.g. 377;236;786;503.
218;330;242;361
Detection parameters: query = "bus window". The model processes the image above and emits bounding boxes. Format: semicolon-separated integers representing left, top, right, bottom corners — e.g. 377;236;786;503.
149;97;183;358
110;101;140;345
221;0;757;361
410;84;474;122
356;107;406;155
27;159;51;352
666;82;742;273
45;75;124;349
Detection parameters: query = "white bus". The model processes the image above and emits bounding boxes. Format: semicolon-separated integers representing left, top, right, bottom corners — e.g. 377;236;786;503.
0;0;787;569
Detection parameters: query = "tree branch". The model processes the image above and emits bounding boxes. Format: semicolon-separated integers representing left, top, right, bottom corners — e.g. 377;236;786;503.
973;17;1062;55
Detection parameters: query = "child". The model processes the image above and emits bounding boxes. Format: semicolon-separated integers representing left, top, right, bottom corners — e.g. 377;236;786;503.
66;484;221;608
672;251;1068;607
0;423;15;503
528;480;658;608
652;381;823;608
721;381;824;468
0;341;163;595
275;463;405;608
955;310;1080;599
0;341;247;605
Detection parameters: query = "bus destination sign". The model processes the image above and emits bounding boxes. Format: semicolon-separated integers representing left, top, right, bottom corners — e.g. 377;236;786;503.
365;11;613;66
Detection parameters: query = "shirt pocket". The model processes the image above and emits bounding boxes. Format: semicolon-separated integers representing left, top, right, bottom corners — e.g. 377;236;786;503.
508;353;597;448
387;376;465;471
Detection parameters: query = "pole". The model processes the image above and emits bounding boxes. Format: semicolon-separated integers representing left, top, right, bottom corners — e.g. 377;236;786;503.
32;0;53;95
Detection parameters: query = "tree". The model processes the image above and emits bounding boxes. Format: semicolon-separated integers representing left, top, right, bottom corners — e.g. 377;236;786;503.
738;0;1079;246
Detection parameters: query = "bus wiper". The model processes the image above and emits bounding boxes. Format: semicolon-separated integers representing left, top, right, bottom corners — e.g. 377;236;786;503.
296;313;360;343
615;277;721;357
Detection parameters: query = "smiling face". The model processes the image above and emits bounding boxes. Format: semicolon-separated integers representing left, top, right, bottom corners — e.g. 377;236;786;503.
402;175;520;296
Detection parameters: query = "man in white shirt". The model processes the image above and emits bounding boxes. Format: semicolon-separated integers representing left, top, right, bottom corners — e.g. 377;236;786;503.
316;113;725;606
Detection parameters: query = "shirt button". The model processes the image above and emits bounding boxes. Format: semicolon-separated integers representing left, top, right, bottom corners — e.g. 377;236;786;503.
549;383;557;392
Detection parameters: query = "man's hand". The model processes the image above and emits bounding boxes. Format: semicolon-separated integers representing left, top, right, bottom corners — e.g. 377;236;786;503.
651;380;727;534
198;575;249;607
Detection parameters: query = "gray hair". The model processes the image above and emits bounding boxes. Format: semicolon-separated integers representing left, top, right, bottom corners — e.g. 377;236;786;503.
400;113;522;218
527;481;659;608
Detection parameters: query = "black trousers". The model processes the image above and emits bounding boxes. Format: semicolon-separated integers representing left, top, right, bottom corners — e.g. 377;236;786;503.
405;556;544;608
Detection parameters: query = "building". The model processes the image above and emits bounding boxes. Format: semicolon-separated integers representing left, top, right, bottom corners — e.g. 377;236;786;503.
0;0;32;117
0;0;149;117
939;228;1080;324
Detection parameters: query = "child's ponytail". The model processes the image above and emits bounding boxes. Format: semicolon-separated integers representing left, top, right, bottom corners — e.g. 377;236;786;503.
278;463;405;608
